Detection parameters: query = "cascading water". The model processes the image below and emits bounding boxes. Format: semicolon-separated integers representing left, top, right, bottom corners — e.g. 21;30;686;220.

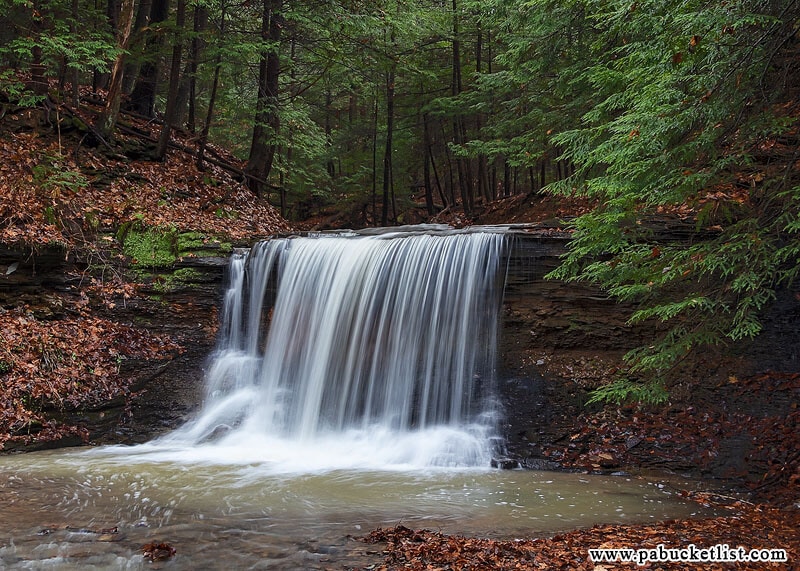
142;227;509;471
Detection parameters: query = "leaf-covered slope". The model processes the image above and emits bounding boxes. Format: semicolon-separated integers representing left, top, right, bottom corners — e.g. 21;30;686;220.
0;94;290;248
0;94;292;449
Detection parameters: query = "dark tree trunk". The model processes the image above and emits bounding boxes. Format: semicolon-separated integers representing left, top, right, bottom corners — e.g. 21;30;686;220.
325;90;335;178
422;112;435;215
245;0;282;196
381;64;395;226
475;22;491;202
92;0;120;90
156;0;186;159
451;0;473;215
68;0;80;103
28;0;48;98
371;88;378;222
175;4;207;131
122;0;153;94
127;0;169;117
540;159;546;189
503;159;510;197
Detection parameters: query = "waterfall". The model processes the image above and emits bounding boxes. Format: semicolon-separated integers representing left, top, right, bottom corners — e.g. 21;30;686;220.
154;227;508;471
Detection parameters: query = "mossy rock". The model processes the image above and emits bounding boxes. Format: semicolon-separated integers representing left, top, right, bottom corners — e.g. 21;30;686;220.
176;232;233;256
119;224;178;269
151;267;206;293
117;223;233;271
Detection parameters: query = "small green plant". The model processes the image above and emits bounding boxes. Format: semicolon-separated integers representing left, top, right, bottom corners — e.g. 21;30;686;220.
214;207;238;220
43;206;58;225
83;210;100;231
32;154;89;195
42;169;89;193
0;70;45;107
586;377;669;406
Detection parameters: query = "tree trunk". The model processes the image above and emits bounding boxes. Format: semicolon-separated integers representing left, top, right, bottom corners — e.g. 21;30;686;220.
325;90;335;178
93;0;120;91
422;112;435;215
475;21;490;202
451;0;473;214
122;0;154;94
196;3;226;171
371;87;378;222
28;0;48;98
176;4;207;131
127;0;169;117
68;0;80;103
156;0;186;159
245;0;282;196
96;0;135;141
381;64;395;226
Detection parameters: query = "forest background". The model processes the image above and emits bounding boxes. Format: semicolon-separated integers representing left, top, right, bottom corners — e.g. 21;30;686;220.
0;0;798;441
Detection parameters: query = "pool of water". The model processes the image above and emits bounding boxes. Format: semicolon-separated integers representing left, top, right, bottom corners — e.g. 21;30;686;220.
0;447;717;570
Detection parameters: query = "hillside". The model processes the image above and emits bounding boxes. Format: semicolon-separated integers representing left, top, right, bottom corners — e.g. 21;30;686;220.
0;96;289;450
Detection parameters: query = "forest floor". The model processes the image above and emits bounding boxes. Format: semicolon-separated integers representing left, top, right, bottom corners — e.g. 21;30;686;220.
0;96;798;570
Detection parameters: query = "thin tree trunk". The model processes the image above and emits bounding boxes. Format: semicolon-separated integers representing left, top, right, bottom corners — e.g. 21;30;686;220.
503;159;510;197
196;3;226;170
371;88;378;223
451;0;473;214
156;0;186;159
176;4;207;131
69;0;80;103
381;63;395;226
122;0;153;94
93;0;120;90
245;0;282;196
325;90;335;178
422;112;435;215
96;0;135;141
475;21;490;203
540;159;546;189
441;121;455;206
29;0;48;98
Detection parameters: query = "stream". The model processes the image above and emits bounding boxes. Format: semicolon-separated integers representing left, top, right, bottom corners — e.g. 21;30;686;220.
0;448;718;570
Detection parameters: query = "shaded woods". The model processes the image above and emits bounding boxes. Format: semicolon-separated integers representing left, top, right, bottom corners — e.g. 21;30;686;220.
2;0;798;399
1;0;799;568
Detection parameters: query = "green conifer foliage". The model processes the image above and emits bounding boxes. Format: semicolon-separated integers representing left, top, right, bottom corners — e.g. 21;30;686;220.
543;0;800;402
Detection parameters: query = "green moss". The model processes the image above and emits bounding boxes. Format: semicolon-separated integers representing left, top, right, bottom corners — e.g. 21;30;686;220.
176;232;233;256
117;225;234;273
176;231;208;253
151;267;204;293
121;225;177;269
43;206;58;225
